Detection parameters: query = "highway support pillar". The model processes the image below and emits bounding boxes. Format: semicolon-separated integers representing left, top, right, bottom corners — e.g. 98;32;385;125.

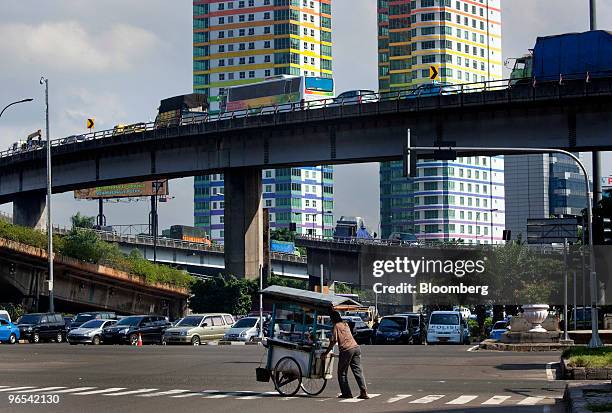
224;167;263;280
13;191;46;229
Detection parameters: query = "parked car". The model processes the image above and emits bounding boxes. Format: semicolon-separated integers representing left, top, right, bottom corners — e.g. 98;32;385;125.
0;318;19;344
69;311;116;331
17;313;66;343
427;311;470;345
223;316;261;342
101;315;171;345
405;82;461;98
0;310;11;323
342;316;374;345
375;314;425;345
68;319;117;345
163;313;235;346
489;320;509;341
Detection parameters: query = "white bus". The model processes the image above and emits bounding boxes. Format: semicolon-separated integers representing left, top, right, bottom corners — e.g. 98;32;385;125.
222;75;334;113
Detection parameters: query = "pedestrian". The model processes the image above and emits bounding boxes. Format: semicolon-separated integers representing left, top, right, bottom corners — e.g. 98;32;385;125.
323;310;369;399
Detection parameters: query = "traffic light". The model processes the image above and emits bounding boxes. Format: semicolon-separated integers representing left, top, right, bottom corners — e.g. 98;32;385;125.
603;217;612;244
289;223;297;232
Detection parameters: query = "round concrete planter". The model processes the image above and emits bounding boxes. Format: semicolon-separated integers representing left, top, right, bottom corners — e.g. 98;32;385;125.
522;304;549;332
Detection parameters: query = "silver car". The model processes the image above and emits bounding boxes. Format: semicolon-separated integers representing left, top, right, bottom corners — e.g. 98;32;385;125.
67;319;117;345
223;317;261;342
163;313;235;346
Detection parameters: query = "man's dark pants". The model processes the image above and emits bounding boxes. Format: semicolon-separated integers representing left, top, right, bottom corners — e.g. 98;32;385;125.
337;346;367;396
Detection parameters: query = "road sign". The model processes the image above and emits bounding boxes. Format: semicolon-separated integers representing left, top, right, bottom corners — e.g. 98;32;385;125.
526;217;579;244
87;118;95;129
429;66;439;80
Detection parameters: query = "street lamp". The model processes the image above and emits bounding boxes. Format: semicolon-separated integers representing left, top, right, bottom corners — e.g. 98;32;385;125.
0;98;34;119
40;77;53;313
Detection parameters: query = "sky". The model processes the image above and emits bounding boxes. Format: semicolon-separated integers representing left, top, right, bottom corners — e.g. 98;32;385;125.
1;0;611;233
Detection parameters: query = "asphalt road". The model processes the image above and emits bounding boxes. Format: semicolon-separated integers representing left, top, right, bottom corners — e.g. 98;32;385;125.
0;343;567;413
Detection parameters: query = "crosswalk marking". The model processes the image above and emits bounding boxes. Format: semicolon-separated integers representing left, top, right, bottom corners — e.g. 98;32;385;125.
410;394;445;404
138;389;191;397
517;396;545;405
0;387;36;392
16;387;67;393
386;394;412;403
72;388;126;395
446;395;478;405
49;387;97;394
340;394;381;403
104;388;158;396
482;395;511;405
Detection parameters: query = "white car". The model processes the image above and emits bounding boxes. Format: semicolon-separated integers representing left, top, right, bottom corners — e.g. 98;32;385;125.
427;311;470;345
223;317;261;342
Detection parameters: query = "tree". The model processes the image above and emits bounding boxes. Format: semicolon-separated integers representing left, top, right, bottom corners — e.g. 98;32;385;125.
190;276;255;316
71;212;95;229
271;228;295;242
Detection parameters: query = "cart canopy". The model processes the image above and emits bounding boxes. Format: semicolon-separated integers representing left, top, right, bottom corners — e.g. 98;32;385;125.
261;285;361;312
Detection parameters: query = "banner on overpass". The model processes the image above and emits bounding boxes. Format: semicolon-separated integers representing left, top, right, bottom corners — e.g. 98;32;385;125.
74;180;169;200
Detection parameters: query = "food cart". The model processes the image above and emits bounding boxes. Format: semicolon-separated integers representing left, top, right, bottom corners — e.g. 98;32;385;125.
256;285;361;397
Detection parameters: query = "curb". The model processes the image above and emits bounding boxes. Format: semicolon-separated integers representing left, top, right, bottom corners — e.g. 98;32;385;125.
479;339;576;352
563;383;612;413
209;341;261;346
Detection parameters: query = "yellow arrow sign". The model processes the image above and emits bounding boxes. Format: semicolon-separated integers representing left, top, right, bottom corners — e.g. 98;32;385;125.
429;66;439;80
87;118;95;129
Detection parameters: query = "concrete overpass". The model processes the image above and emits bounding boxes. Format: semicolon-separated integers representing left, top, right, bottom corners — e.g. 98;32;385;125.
0;238;189;318
71;229;308;279
2;78;612;278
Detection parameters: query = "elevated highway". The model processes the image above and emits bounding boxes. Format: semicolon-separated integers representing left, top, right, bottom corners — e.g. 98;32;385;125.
2;77;611;278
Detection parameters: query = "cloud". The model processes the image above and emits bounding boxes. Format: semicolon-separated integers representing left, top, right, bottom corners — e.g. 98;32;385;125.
0;21;158;73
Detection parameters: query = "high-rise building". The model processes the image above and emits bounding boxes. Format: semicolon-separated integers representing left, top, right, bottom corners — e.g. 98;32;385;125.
192;0;334;243
377;0;505;244
505;153;587;241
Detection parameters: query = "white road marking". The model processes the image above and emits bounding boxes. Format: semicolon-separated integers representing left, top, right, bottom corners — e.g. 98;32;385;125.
104;388;158;396
482;395;511;405
467;345;479;352
138;389;191;397
386;394;412;403
446;395;478;404
49;387;97;394
546;362;557;381
517;396;545;405
0;387;36;392
72;388;126;395
410;394;445;404
15;387;67;393
339;393;381;403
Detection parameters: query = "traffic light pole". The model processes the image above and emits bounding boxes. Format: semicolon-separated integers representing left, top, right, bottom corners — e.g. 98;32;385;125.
405;143;602;347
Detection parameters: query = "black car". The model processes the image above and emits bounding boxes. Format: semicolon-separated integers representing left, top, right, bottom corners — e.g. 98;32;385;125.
343;316;374;345
69;311;116;331
375;314;426;345
101;315;171;345
17;313;66;343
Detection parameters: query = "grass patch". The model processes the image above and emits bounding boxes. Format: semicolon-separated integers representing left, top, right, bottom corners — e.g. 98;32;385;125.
563;347;612;368
586;402;612;412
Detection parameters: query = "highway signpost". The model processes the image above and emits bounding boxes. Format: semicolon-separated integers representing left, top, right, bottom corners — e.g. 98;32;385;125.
429;65;439;80
87;118;95;129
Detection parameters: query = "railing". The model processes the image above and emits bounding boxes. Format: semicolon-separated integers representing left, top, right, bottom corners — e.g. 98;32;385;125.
2;74;611;160
55;225;306;263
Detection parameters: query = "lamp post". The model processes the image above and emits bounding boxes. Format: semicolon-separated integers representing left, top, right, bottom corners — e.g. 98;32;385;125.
0;98;34;119
40;77;53;313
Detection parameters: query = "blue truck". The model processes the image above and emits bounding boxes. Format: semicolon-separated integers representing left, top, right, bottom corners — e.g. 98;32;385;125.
510;30;612;84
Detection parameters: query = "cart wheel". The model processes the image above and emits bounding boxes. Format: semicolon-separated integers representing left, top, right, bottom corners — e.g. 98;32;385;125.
301;378;327;396
273;357;302;397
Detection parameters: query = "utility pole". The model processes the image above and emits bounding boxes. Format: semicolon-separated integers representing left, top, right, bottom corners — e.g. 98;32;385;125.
40;76;54;313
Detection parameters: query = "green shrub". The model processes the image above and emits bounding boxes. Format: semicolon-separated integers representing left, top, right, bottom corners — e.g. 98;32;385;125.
562;347;612;368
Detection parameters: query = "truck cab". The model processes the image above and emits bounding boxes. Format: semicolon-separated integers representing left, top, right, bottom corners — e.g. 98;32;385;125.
509;54;533;86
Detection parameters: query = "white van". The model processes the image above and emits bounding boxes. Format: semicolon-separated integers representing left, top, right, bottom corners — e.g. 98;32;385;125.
0;310;11;323
427;311;470;345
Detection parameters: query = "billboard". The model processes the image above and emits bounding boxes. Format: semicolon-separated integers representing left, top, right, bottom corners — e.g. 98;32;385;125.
74;180;169;200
